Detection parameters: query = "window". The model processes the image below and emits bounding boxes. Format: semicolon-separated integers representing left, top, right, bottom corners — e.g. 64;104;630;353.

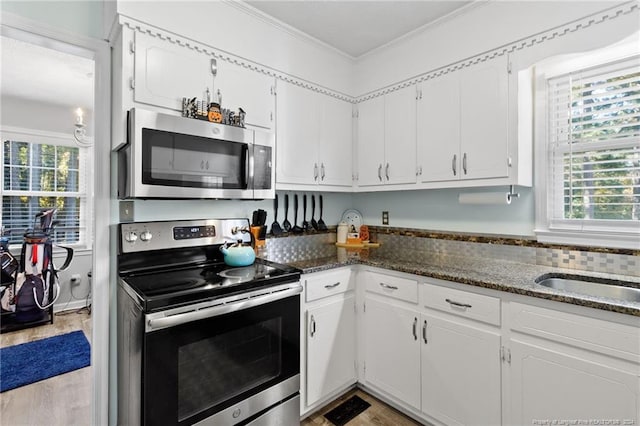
1;129;91;247
534;38;640;249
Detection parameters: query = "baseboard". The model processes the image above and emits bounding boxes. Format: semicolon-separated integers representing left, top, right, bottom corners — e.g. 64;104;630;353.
54;299;91;313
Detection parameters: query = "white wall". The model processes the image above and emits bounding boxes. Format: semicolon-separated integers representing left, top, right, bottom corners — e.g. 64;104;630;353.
2;96;94;135
1;0;104;40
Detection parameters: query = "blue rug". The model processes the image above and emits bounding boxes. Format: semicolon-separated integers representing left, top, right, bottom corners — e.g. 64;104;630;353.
0;330;90;392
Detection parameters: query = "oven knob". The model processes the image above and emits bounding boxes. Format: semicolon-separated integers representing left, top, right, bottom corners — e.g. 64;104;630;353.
124;232;138;243
140;231;153;242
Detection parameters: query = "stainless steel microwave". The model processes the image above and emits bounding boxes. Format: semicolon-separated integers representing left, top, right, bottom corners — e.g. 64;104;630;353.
118;108;274;199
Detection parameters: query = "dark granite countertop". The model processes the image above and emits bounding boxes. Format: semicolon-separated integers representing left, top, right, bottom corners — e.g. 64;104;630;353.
272;248;640;317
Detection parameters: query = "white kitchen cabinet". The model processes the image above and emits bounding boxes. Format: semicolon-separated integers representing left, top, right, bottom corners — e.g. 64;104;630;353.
417;72;460;182
133;31;213;112
507;301;640;425
362;296;421;409
417;55;510;184
419;281;502;426
421;314;502;425
509;339;639;424
276;81;319;186
215;61;275;130
356;86;417;188
306;295;357;407
276;81;353;189
301;268;356;414
356;96;385;187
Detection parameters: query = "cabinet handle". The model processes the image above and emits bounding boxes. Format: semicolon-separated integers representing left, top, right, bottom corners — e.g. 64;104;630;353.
313;163;318;181
379;282;398;291
385;163;390;181
463;153;468;175
412;317;417;340
201;160;205;170
321;163;325;180
445;298;472;309
452;154;457;176
378;164;383;182
324;282;340;289
205;160;209;170
422;320;428;344
310;315;316;337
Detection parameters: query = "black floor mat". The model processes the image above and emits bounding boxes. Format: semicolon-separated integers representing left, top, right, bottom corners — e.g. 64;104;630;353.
324;395;371;426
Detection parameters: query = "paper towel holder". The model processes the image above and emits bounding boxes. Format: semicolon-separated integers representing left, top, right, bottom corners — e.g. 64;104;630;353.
507;185;520;202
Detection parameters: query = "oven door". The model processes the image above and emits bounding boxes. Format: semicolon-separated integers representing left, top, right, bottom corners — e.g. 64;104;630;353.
143;285;301;426
124;108;254;199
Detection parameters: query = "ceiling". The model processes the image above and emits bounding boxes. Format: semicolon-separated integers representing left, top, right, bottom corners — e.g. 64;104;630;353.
245;0;472;58
0;36;94;110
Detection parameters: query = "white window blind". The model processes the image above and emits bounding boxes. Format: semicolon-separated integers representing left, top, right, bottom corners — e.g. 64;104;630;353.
2;137;89;246
546;56;640;231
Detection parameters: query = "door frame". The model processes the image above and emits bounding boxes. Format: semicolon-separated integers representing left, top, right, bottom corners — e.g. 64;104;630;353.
1;12;111;426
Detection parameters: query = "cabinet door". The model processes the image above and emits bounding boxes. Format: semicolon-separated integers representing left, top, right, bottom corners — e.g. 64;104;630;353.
215;61;275;130
363;296;420;409
134;32;212;111
318;96;353;187
384;86;417;185
421;314;501;426
417;74;461;182
509;339;639;425
276;82;319;185
356;96;385;187
459;56;509;180
306;295;357;407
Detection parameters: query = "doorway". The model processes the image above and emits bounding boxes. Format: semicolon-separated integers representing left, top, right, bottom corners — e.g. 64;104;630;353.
0;17;110;426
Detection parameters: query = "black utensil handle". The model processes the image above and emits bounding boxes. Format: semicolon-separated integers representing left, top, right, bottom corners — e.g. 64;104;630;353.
320;195;323;217
274;194;279;217
294;195;299;222
284;194;289;219
303;195;307;217
311;195;316;216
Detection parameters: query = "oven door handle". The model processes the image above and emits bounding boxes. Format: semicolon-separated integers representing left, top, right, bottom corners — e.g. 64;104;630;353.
146;284;302;332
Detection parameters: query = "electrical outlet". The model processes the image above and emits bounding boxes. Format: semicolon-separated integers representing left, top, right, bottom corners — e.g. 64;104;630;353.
382;211;389;225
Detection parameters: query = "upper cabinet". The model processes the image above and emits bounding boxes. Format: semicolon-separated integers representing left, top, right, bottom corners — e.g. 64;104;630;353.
356;85;417;189
131;32;275;131
215;61;275;130
417;55;510;184
275;81;353;191
133;32;214;112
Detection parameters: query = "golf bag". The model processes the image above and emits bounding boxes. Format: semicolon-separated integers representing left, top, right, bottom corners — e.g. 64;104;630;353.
1;209;73;322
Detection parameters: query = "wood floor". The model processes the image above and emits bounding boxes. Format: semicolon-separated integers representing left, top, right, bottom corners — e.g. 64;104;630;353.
301;388;422;426
0;309;92;426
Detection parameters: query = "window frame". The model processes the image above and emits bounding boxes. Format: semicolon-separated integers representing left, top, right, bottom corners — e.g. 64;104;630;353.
533;35;640;250
1;126;93;250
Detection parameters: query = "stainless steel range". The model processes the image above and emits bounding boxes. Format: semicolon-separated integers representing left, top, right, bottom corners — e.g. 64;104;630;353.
117;218;301;426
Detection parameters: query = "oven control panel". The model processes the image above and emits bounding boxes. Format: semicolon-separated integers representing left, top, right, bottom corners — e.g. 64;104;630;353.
173;225;216;240
119;219;250;253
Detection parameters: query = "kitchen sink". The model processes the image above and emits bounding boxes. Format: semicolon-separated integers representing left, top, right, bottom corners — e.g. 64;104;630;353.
535;274;640;303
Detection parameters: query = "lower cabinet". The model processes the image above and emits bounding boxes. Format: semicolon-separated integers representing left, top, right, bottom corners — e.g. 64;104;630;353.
421;314;502;425
362;296;421;410
306;295;356;407
507;302;640;425
301;268;357;414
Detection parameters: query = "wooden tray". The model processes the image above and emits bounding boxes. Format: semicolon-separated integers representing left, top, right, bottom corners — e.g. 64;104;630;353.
335;242;381;249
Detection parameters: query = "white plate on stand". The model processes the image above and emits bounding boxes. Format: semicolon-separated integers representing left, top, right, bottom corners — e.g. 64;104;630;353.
341;209;363;234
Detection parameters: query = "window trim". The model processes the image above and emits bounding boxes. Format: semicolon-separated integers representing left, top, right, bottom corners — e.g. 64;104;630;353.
532;34;640;250
1;125;94;250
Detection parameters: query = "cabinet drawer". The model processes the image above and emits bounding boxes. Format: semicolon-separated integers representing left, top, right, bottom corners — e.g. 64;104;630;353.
509;302;640;362
421;284;501;326
365;271;418;304
305;269;353;302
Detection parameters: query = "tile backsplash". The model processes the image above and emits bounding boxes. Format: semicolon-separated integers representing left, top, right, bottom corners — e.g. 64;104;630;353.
264;228;639;278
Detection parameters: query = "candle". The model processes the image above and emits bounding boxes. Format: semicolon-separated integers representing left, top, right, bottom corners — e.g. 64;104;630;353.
76;108;84;125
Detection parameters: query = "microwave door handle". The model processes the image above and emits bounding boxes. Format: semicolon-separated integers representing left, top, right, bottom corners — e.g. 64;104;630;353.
245;144;252;189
